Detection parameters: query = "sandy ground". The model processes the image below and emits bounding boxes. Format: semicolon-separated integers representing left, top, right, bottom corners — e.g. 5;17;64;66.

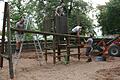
0;49;120;80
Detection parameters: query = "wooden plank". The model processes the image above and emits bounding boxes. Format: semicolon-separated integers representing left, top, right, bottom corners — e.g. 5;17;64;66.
11;28;78;38
55;16;67;34
55;53;80;58
46;50;74;54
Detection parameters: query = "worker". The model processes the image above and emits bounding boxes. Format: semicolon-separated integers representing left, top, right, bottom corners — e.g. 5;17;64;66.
85;34;93;62
15;18;25;53
71;25;82;37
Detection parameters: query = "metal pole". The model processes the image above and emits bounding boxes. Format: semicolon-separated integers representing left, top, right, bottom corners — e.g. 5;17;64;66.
7;2;14;79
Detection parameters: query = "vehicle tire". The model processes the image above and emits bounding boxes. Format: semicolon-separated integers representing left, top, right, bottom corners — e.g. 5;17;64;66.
108;45;120;57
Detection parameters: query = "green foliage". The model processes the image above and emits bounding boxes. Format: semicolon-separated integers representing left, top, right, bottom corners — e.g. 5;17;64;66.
97;0;120;35
67;0;94;35
97;5;108;35
9;0;94;40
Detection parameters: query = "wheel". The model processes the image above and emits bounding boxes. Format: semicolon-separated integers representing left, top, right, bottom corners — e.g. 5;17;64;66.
108;45;120;57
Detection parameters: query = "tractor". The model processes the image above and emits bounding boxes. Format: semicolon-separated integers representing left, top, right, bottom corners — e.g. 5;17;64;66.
108;36;120;56
93;36;120;57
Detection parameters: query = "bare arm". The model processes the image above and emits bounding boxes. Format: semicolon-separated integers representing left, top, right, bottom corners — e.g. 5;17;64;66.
55;7;60;16
77;31;80;37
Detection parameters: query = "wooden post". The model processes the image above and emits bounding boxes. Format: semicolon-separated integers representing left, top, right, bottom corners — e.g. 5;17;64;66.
7;3;14;79
0;2;8;68
53;35;56;64
57;44;61;61
77;37;80;60
44;35;47;62
57;36;61;61
66;36;70;62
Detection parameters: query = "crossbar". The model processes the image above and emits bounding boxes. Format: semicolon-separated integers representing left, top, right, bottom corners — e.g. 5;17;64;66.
11;28;78;38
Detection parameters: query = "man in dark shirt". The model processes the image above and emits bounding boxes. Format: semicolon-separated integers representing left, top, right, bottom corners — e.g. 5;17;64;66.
85;34;93;62
55;2;66;16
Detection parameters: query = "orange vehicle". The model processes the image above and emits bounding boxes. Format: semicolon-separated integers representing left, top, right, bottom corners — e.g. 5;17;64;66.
93;36;120;57
108;36;120;56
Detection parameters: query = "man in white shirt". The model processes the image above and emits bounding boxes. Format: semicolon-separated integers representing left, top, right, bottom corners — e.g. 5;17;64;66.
72;25;82;37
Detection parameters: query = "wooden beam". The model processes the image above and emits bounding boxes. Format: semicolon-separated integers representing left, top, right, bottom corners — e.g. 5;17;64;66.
0;2;8;68
11;28;78;38
55;53;81;58
7;3;14;79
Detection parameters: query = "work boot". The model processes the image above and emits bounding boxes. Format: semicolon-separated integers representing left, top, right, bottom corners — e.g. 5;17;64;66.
86;58;92;62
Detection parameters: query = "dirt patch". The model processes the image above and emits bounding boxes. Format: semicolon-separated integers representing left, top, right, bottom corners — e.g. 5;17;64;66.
93;66;120;80
1;49;120;80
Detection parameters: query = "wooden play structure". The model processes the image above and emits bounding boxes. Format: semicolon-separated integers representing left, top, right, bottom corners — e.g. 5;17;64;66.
0;2;81;79
0;2;14;79
1;2;119;80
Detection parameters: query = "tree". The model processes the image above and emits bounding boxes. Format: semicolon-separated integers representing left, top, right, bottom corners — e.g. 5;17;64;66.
68;0;94;34
9;0;94;40
97;0;120;35
97;5;108;35
9;0;37;40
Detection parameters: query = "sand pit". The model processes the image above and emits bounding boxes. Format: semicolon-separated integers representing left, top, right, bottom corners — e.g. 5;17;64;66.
0;50;120;80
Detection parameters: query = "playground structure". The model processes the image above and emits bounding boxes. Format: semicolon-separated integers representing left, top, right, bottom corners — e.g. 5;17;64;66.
0;2;81;79
0;2;119;80
0;2;14;79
